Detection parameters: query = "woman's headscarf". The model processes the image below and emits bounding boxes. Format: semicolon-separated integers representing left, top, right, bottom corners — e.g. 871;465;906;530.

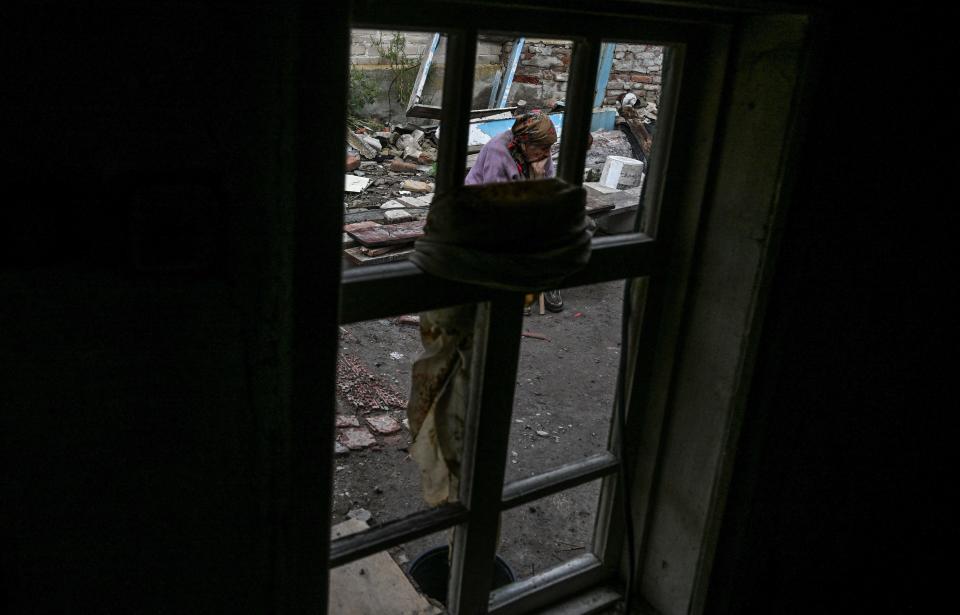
508;111;557;178
510;111;558;146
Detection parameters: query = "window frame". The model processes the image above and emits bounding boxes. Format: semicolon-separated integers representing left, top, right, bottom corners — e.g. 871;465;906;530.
323;3;815;614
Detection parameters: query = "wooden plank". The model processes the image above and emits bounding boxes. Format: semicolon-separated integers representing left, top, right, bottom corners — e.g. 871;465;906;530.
344;220;381;233
345;207;428;225
406;104;518;120
328;519;442;615
343;246;415;266
347;219;426;248
585;196;616;216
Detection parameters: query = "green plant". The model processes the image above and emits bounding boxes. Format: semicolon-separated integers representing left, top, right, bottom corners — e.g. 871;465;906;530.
372;32;421;108
348;66;379;118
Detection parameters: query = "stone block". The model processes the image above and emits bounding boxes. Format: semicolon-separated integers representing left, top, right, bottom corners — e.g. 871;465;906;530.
599;156;644;189
584;182;637;207
384;210;415;223
361;135;383;151
401;179;434;193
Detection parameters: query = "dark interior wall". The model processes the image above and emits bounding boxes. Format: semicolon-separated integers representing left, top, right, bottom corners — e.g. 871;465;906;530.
2;3;347;612
706;7;951;614
2;2;950;613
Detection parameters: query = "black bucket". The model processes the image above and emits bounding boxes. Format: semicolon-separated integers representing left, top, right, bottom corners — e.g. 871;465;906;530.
407;545;515;606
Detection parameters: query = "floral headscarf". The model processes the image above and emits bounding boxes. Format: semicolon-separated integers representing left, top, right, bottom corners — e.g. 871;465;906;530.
510;111;558;146
507;111;557;178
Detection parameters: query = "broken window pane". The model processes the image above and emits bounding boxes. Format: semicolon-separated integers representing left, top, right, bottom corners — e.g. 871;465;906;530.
497;479;602;583
505;280;625;483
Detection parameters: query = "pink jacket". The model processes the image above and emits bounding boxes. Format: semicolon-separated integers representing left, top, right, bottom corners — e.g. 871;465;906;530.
464;130;555;185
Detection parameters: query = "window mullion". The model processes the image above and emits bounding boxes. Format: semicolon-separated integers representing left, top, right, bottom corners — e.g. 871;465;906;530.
557;36;601;185
448;294;526;615
434;28;477;193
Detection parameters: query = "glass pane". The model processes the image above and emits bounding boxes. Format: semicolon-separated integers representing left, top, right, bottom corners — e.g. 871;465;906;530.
465;34;573;185
343;29;445;271
584;40;669;236
329;526;448;614
505;280;625;482
498;480;603;582
333;315;435;526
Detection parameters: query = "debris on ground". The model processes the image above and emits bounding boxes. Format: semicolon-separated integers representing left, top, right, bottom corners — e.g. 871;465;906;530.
339;427;377;450
341;124;651;267
347;508;373;522
336;414;361;427
345;175;371;193
366;414;402;435
397;314;420;327
522;331;551;341
337;353;408;410
400;179;434;193
389;159;419;173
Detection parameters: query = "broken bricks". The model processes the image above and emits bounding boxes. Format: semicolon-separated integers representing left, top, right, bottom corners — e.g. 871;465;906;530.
365;414;402;435
338;427;376;450
401;179;434;193
346;130;378;160
389;159;419;173
343;220;380;233
336;414;361;428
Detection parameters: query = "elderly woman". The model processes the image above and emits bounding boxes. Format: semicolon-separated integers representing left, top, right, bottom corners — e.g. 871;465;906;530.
463;111;564;312
465;110;557;184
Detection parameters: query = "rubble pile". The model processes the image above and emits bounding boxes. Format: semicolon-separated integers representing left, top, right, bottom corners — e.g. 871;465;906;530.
342;121;654;267
343;123;439;265
334;351;410;454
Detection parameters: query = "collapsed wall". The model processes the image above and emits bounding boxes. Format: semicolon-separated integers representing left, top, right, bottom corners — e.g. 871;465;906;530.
349;31;664;121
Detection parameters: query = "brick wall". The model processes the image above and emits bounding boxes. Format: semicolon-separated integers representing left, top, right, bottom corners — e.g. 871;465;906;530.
350;30;504;66
603;44;664;106
500;39;664;109
349;30;505;122
348;31;664;121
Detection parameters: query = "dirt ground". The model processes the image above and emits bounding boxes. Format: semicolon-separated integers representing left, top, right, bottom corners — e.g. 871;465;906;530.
332;278;627;586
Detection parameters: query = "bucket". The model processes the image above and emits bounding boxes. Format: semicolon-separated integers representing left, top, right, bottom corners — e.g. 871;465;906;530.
407;545;515;605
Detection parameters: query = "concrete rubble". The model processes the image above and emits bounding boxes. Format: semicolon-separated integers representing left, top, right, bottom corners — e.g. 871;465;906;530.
342;123;653;267
336;414;361;427
339;427;377;450
384;210;414;223
365;414;402;435
400;180;433;193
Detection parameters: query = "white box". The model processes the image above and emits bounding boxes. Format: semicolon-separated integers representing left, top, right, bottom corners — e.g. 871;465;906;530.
599;156;644;189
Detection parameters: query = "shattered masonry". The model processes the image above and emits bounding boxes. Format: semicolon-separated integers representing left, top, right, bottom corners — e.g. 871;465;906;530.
337;353;408;411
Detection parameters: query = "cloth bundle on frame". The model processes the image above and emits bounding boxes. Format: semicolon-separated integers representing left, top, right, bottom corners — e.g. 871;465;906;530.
406;178;591;505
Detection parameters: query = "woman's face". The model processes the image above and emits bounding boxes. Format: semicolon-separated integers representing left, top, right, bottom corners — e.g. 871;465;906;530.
521;142;551;163
521;142;552;178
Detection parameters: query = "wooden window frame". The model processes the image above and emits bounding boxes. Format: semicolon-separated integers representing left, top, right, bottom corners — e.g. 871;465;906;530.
319;3;816;614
